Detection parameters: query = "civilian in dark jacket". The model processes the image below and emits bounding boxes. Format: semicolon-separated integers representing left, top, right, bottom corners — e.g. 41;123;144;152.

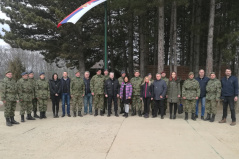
219;69;238;126
61;72;71;117
49;73;61;118
195;69;210;119
83;71;93;115
153;73;167;119
105;72;120;117
140;76;153;118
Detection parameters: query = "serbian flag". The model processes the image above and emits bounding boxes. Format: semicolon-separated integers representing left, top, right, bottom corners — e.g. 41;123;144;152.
57;0;107;28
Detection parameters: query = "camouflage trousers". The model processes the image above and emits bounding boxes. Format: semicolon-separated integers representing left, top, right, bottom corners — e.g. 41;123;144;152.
184;99;196;113
20;101;32;115
118;98;124;109
132;95;142;111
206;100;217;115
93;94;104;110
32;98;38;112
72;95;83;112
4;101;17;118
38;99;48;112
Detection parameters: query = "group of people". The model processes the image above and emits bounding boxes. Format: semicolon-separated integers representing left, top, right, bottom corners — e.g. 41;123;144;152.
1;68;238;127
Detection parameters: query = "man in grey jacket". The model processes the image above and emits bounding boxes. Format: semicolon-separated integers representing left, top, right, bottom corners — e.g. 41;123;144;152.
153;73;167;119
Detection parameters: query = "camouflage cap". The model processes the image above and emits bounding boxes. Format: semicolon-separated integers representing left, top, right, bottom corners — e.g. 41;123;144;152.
75;70;80;74
121;70;126;75
5;70;11;74
188;72;194;76
210;72;216;75
134;70;140;73
39;72;45;76
21;72;28;76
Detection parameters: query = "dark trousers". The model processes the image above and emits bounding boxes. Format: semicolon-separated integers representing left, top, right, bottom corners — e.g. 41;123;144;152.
169;103;177;115
51;95;60;114
154;100;164;117
223;96;236;122
143;97;151;115
108;95;118;113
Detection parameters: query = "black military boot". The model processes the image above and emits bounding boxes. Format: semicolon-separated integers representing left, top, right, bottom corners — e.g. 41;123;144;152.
21;115;25;122
27;114;36;120
102;108;105;114
34;111;40;118
210;114;215;122
125;113;128;118
39;112;43;119
42;112;47;118
10;117;20;124
78;111;83;117
131;109;136;116
94;109;98;116
138;110;142;117
115;111;119;117
6;118;12;126
185;112;188;120
100;110;104;116
192;113;196;121
195;114;198;118
204;113;211;121
73;111;76;117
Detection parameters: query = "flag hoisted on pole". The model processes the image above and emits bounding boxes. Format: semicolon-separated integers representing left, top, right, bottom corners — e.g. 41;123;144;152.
57;0;108;69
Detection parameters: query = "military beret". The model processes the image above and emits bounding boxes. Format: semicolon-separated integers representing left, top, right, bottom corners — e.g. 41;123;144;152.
28;70;34;74
75;70;80;74
121;71;126;75
161;71;166;74
39;72;45;76
134;70;140;73
21;72;28;76
5;70;11;74
210;72;216;75
188;72;194;76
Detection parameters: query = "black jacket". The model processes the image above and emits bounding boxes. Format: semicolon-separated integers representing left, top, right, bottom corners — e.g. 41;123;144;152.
49;79;61;97
104;78;120;96
84;77;91;95
140;82;153;98
61;77;71;94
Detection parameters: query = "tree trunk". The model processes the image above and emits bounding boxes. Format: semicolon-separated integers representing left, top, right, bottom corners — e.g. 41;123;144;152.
194;0;202;77
169;2;174;73
190;0;195;72
128;12;134;79
158;0;164;73
139;14;146;78
206;0;215;76
78;25;85;74
172;1;177;73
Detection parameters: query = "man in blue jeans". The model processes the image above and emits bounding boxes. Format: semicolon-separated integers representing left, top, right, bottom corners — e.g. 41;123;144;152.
61;72;71;117
84;71;93;115
195;69;209;120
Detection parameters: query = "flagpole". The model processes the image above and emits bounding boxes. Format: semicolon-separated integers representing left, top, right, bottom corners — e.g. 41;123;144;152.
104;1;108;70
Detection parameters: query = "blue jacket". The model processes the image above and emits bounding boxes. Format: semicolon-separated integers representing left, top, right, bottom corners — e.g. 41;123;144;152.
195;76;210;98
153;79;167;100
221;76;238;97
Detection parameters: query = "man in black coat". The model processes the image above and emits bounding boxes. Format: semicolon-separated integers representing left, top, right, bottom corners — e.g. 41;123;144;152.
104;72;120;117
61;72;71;117
153;73;167;119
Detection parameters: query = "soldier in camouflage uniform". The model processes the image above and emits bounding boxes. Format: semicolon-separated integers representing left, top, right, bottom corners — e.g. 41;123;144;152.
70;71;85;117
91;69;105;116
118;71;126;114
204;72;221;122
1;71;19;126
35;72;49;119
130;70;143;116
28;71;39;118
161;71;169;115
17;72;35;122
182;72;200;121
103;69;109;114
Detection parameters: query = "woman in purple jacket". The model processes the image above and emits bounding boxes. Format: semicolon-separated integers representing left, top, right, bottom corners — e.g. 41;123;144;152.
120;76;133;118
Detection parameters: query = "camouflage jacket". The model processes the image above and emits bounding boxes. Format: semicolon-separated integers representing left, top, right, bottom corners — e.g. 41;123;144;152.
182;78;200;100
161;77;169;86
130;77;143;96
17;78;34;101
35;78;49;100
28;78;36;98
70;77;85;96
118;77;124;86
1;77;18;101
90;74;104;94
206;78;221;100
